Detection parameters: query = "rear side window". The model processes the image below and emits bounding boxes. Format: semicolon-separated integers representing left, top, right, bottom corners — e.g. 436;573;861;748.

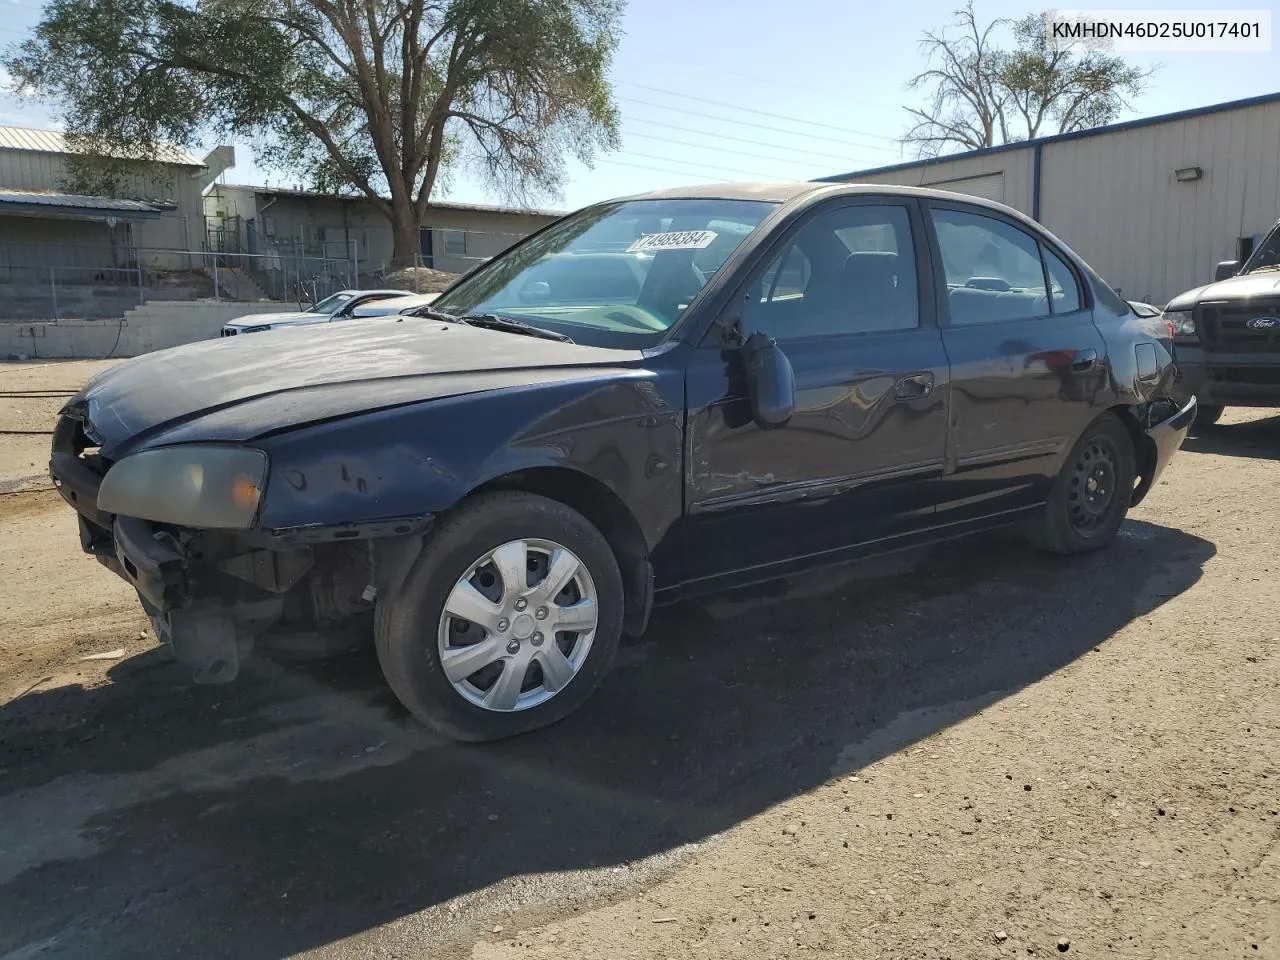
1042;246;1082;313
930;209;1049;325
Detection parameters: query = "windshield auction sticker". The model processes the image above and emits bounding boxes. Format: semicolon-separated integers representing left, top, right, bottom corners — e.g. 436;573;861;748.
627;230;718;253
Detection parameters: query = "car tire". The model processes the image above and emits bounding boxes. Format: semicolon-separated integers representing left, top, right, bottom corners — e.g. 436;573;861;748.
375;491;623;742
1024;413;1136;555
1194;404;1225;428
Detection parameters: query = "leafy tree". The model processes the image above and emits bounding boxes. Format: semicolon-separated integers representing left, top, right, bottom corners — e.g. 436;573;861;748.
6;0;623;265
904;2;1151;157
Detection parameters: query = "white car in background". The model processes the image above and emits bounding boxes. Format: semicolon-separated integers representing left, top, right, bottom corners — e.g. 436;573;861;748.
220;289;411;337
348;292;442;318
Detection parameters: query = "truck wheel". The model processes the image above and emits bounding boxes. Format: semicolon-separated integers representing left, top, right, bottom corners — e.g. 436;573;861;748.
1024;413;1135;555
375;491;623;742
1194;404;1224;428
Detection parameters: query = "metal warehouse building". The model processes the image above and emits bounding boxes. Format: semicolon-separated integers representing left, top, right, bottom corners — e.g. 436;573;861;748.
825;93;1280;306
204;183;561;276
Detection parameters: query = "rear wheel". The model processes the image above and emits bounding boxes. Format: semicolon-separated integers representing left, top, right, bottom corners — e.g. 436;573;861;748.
1025;413;1136;555
375;491;623;742
1194;404;1225;428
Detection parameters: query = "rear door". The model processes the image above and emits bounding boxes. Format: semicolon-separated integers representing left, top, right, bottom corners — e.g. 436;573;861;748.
924;201;1108;521
674;197;951;587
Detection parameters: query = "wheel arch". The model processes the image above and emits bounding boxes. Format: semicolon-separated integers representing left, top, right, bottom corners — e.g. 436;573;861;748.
470;466;654;637
1106;404;1159;506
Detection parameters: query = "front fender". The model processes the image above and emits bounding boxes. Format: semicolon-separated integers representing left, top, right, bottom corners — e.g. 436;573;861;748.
252;373;684;549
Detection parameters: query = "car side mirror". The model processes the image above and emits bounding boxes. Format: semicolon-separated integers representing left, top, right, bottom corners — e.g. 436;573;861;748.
1214;260;1240;282
742;331;795;430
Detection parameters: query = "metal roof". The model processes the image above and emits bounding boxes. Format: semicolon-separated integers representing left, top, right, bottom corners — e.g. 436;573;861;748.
620;180;819;203
226;183;564;218
820;91;1280;182
619;180;1034;216
0;188;171;218
0;126;203;167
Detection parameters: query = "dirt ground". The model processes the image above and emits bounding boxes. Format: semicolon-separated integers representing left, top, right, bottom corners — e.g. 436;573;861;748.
0;360;1276;960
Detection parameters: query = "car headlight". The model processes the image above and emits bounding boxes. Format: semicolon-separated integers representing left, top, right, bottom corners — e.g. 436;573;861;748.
98;445;268;529
1163;309;1196;338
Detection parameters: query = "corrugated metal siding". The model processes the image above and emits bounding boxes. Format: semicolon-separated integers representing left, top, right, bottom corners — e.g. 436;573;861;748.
0;149;65;191
840;147;1037;216
0;134;209;269
1039;99;1280;303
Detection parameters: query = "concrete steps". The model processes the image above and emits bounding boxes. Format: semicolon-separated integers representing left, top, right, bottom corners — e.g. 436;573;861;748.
0;301;290;358
210;267;270;302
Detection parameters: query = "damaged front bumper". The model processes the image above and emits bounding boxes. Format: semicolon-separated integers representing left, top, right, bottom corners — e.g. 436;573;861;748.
51;449;291;683
1131;395;1196;505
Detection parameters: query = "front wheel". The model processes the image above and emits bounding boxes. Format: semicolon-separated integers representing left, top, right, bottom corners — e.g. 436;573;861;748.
1025;413;1136;555
375;491;623;742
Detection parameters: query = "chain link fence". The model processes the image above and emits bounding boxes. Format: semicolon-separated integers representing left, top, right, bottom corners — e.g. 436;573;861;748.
0;224;522;319
1;242;398;319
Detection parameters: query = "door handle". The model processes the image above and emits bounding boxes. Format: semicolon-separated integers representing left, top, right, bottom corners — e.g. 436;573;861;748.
895;373;933;400
1071;349;1099;371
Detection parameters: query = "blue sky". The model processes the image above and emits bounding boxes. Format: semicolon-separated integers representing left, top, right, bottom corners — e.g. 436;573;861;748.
1;0;1276;211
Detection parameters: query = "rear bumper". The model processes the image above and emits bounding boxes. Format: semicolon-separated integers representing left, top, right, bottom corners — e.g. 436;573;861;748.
1133;396;1195;505
1174;345;1280;406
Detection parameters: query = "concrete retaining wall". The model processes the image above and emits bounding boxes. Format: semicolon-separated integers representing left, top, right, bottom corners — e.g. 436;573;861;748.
0;301;289;359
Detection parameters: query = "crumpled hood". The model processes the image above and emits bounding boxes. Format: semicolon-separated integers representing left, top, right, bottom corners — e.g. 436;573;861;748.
75;317;642;458
1166;271;1280;310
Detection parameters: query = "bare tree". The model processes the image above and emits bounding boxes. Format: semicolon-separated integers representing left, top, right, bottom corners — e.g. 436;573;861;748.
904;2;1152;158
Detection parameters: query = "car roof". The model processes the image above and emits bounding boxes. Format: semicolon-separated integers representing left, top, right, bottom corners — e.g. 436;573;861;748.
613;180;1034;222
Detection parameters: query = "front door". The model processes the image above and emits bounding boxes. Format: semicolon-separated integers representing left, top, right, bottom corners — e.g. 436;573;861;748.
673;199;951;590
924;202;1109;521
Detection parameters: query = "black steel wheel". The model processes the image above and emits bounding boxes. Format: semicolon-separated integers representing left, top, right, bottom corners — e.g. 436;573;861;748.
1064;435;1120;535
1025;413;1136;555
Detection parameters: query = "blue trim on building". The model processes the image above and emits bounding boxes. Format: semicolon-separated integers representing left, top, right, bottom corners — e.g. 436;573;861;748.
818;91;1280;183
1031;143;1043;222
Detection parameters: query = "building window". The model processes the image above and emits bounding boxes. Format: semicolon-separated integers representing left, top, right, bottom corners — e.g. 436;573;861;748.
441;230;467;255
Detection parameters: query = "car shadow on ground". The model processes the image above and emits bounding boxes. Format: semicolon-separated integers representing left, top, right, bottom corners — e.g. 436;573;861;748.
1183;413;1280;460
0;519;1215;960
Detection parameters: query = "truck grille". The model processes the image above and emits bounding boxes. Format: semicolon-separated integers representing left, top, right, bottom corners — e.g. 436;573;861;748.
1197;302;1280;351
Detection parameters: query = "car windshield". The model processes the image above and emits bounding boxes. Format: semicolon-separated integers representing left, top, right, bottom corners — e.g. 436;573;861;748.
1243;223;1280;274
432;198;777;347
307;292;354;314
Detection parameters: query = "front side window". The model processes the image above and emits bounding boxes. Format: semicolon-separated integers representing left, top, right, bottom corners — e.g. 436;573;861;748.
744;204;919;342
432;198;777;347
1242;222;1280;273
307;292;355;314
931;209;1049;325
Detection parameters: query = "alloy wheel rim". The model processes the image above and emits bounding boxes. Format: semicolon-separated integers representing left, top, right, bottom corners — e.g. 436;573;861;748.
436;538;598;712
1066;438;1118;534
